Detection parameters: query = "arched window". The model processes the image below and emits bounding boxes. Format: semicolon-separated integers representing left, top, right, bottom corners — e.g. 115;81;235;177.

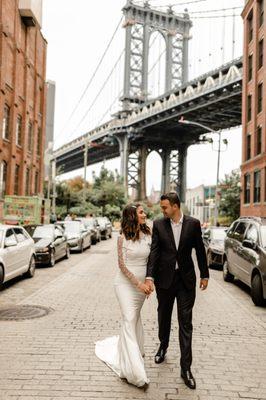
0;161;8;198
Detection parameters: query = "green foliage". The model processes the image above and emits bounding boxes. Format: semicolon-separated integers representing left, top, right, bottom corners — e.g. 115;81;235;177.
55;166;127;220
219;169;241;223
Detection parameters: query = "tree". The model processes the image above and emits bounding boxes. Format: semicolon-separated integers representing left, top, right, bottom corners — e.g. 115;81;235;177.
219;169;241;223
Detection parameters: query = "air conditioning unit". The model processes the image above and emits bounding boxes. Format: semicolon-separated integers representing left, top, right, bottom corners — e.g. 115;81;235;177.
19;0;42;27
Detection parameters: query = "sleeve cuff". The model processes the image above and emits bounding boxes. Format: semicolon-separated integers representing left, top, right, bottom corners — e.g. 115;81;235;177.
146;277;154;281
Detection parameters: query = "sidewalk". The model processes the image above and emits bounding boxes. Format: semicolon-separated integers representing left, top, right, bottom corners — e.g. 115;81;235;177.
0;236;266;400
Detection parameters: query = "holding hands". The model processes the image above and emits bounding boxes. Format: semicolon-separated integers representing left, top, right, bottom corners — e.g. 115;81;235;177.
138;279;154;296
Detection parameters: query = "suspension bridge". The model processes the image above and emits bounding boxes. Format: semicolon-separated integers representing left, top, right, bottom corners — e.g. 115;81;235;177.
52;0;243;201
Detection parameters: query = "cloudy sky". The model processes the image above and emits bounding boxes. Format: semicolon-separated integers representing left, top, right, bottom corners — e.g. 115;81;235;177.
42;0;244;192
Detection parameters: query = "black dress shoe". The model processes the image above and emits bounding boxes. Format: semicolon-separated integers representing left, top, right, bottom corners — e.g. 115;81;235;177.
155;347;167;364
181;369;196;389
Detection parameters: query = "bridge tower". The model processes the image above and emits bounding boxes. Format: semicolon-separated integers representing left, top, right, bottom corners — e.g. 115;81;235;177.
118;0;192;201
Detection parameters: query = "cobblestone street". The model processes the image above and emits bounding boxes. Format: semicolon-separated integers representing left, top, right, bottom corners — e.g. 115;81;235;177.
0;234;266;400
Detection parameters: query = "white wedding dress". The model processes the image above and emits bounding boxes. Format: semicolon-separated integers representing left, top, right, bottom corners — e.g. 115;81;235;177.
95;234;151;387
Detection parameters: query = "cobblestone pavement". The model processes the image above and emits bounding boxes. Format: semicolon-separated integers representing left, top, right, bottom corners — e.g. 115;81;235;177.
0;234;266;400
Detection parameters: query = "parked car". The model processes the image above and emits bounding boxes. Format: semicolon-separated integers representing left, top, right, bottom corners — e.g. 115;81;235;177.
32;224;70;267
202;226;227;268
0;225;36;286
76;218;101;244
223;216;266;306
96;217;112;240
56;221;91;252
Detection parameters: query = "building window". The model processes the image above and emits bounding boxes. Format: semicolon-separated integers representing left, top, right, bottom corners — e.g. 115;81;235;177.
248;10;253;42
28;121;33;152
254;170;261;203
246;134;251;160
0;161;7;198
259;0;264;27
37;128;42;155
35;171;39;194
25;168;30;196
2;104;10;140
244;174;251;204
258;83;263;113
258;39;263;69
248;54;253;81
14;165;20;195
256;126;262;155
16;115;22;146
247;95;252;121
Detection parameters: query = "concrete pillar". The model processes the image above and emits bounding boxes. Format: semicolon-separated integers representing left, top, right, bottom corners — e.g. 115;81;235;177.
122;24;132;110
161;149;171;194
142;22;150;100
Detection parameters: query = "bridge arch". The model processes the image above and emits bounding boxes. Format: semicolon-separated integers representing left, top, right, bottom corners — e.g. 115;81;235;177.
147;30;166;98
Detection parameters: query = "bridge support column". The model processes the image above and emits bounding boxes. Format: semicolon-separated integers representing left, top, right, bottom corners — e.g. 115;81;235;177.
161;149;171;194
177;144;188;204
116;133;129;192
137;145;148;201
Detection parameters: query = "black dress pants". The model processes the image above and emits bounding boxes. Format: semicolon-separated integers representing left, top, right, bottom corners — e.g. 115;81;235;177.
156;270;196;370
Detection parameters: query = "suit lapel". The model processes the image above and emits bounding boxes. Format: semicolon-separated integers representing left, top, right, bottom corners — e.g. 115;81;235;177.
165;218;176;250
177;214;188;252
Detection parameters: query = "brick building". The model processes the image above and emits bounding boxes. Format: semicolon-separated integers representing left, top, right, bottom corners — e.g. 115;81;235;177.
241;0;265;216
0;0;47;219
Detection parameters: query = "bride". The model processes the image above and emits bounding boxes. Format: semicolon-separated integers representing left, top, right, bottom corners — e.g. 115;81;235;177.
95;203;152;388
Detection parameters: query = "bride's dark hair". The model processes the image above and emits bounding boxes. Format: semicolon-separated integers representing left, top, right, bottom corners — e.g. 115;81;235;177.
121;203;151;241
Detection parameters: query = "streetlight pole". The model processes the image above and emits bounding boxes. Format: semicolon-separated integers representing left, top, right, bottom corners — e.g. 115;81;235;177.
83;139;88;205
179;118;227;226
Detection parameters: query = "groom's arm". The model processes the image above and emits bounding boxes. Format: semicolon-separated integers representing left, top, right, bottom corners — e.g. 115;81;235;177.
194;220;209;280
146;220;160;280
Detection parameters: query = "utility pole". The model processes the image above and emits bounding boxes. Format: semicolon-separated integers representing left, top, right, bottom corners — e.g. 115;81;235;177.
214;131;221;227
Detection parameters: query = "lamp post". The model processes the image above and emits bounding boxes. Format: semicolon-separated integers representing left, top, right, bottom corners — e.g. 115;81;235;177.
178;118;228;226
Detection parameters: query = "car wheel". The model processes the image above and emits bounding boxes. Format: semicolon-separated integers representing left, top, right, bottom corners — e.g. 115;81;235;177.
97;235;101;243
64;245;70;259
49;250;56;267
251;274;264;306
207;251;213;267
223;260;234;282
0;265;4;288
25;256;36;278
79;241;84;253
109;231;112;239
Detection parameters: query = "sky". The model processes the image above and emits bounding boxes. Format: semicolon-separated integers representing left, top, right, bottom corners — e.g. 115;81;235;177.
42;0;245;193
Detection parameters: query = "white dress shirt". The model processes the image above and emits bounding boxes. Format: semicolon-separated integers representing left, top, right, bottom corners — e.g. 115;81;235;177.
170;213;184;270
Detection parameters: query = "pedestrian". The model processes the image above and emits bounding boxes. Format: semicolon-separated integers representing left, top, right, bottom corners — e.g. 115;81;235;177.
95;203;152;389
145;192;209;390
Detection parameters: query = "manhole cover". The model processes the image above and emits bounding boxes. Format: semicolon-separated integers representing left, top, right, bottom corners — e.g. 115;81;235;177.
0;305;52;321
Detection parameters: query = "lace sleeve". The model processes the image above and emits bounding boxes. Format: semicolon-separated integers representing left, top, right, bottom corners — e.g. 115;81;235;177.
117;236;141;288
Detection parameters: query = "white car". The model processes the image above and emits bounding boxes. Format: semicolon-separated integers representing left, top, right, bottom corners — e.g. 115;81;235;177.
0;225;36;286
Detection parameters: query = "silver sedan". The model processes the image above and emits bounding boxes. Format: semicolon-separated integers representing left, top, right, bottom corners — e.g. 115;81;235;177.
0;225;36;286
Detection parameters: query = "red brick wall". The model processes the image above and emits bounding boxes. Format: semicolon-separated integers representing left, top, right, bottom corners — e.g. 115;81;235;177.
0;0;47;197
241;0;266;216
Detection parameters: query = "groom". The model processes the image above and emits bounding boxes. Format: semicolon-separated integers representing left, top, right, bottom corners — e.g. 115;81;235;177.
146;192;209;390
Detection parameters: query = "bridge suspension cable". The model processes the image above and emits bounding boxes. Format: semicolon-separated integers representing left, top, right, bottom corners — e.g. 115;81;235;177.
59;15;123;138
71;49;125;137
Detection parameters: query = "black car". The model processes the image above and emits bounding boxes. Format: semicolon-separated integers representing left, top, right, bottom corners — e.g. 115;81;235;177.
202;227;227;268
32;224;70;267
76;218;101;245
224;216;266;306
96;217;112;240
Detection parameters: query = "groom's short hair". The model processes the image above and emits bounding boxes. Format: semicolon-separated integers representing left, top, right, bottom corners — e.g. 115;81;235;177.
161;192;181;208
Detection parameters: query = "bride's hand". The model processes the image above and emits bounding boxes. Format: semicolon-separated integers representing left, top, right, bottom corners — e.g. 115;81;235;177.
138;283;150;295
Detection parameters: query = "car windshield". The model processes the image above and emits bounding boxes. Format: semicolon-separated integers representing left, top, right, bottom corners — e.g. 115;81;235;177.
84;220;94;227
260;226;266;247
97;218;106;224
212;229;226;241
62;222;81;234
33;226;54;239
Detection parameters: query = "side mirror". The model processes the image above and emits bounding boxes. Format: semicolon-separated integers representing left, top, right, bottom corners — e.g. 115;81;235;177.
242;239;257;250
5;238;17;247
55;233;63;239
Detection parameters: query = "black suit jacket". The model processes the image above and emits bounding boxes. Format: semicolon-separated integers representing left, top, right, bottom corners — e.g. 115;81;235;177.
146;215;209;290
